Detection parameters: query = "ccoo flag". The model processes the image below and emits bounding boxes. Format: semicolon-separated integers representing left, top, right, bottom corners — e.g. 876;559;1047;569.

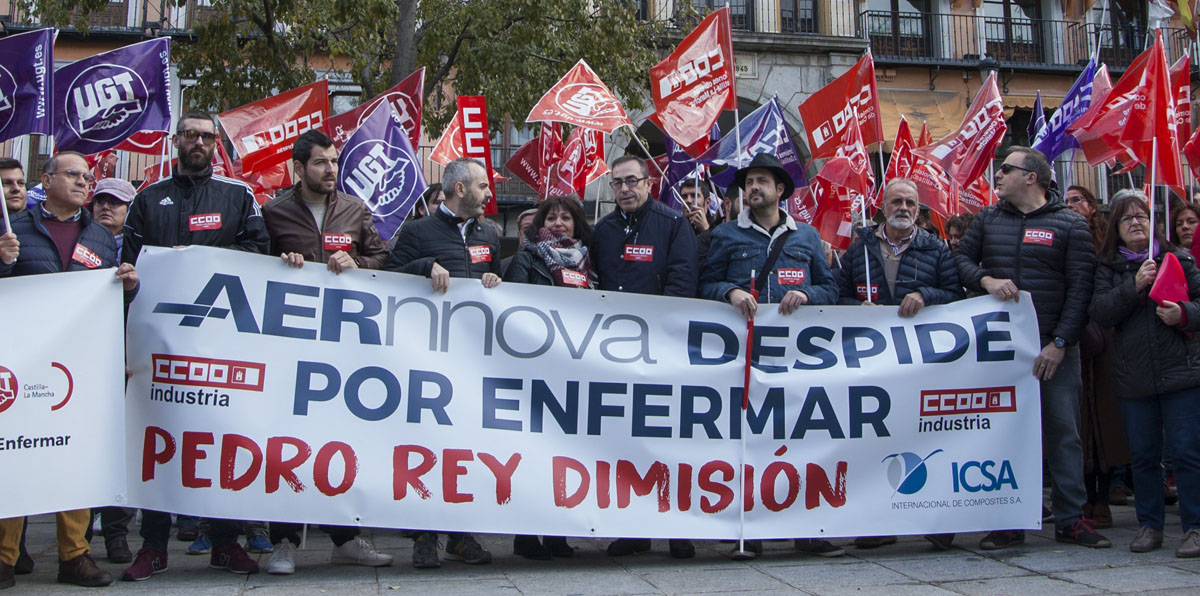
649;7;735;147
53;38;172;155
0;28;54;142
337;102;428;242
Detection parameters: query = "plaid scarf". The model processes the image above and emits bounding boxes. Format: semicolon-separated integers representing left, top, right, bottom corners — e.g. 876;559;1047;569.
531;227;594;288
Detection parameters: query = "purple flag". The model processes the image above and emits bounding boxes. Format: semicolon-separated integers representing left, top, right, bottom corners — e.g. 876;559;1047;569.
657;123;720;210
53;38;172;154
1031;57;1096;161
697;96;808;200
0;28;54;142
337;102;428;242
1027;90;1044;145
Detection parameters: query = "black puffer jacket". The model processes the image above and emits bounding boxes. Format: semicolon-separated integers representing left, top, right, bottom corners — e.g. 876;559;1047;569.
837;225;964;305
592;199;697;297
502;248;554;286
955;197;1095;344
122;167;270;264
385;207;501;278
1089;250;1200;399
0;207;136;302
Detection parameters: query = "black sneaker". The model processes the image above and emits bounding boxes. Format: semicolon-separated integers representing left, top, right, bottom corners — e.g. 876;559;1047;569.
923;533;955;551
13;549;33;575
979;530;1025;550
668;539;695;559
411;533;440;569
606;538;651;556
512;535;551;561
106;537;134;564
1055;519;1112;548
794;538;844;557
445;533;491;564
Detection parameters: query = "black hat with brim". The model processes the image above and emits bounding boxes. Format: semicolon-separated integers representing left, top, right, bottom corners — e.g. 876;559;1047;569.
732;152;795;200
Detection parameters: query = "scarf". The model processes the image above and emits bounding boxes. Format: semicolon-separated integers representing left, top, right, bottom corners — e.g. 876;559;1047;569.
531;227;594;288
1119;238;1159;262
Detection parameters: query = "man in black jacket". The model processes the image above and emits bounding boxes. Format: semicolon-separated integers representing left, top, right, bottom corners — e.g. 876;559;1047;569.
120;111;268;581
121;111;269;265
955;146;1106;550
592;155;696;559
592;155;697;297
384;157;497;569
386;158;501;292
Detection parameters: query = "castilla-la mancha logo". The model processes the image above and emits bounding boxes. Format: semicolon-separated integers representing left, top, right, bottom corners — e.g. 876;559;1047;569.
0;365;18;414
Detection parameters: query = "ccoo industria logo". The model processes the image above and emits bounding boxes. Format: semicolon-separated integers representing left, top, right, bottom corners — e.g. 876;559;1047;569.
65;64;147;143
341;140;417;218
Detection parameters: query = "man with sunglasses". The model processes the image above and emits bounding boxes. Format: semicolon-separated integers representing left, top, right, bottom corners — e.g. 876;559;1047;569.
119;111;270;581
592;155;697;559
0;151;139;589
955;146;1106;551
121;110;269;264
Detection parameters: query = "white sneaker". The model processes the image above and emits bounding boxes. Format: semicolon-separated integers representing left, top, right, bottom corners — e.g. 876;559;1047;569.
265;541;296;575
331;537;394;567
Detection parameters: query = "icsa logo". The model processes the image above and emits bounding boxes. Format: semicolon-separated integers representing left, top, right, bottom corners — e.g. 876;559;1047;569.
342;140;415;217
0;65;17;133
66;65;148;142
882;449;942;495
0;365;17;414
553;84;621;120
952;459;1018;493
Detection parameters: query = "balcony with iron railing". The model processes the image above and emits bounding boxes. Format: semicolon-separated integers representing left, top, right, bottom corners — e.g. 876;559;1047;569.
638;0;862;45
862;11;1195;73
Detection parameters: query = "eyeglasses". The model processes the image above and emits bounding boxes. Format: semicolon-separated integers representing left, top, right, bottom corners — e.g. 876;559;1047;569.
178;130;219;145
52;169;95;184
1119;214;1150;226
998;163;1035;175
609;176;647;190
1065;196;1086;205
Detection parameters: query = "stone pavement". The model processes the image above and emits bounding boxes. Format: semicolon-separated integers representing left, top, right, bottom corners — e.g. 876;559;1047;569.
9;503;1200;595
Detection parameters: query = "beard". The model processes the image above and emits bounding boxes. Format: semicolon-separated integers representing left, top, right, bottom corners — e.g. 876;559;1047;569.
303;175;335;195
888;215;914;230
179;146;213;172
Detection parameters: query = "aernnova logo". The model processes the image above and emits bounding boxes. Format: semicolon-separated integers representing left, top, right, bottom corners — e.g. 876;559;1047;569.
0;366;17;414
920;386;1015;417
882;449;942;496
151;354;265;392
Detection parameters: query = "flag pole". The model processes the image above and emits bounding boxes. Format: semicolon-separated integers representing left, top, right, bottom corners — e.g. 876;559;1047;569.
1151;138;1158;252
739;269;756;556
860;195;872;304
0;183;11;234
629;130;688;207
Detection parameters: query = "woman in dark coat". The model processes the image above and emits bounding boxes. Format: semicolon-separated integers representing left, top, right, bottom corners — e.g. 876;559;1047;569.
1089;191;1200;557
501;195;593;559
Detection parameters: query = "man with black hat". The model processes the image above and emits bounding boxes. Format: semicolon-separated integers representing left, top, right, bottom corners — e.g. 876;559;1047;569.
698;152;842;560
592;154;697;559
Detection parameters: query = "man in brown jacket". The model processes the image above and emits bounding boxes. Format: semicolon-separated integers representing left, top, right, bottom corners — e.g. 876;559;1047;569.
263;129;388;273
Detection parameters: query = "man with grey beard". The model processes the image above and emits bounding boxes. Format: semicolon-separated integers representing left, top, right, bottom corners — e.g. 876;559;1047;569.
835;177;964;551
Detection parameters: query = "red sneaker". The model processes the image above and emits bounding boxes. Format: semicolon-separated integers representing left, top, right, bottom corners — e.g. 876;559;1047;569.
121;548;168;581
209;543;259;574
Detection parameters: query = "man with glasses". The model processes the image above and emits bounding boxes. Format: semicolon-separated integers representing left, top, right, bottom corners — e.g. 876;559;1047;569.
0;151;139;589
121;110;269;264
120;111;270;581
955;146;1106;550
592;155;697;559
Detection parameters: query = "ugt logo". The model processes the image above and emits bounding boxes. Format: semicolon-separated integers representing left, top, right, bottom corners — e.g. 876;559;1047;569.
341;141;414;217
0;366;18;415
882;449;943;496
66;65;147;142
0;65;17;133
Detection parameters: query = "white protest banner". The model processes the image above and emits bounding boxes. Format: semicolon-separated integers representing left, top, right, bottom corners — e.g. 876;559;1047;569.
124;246;1042;538
0;269;127;518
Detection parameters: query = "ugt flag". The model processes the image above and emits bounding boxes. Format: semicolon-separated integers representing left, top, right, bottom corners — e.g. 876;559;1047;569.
1031;57;1096;160
696;96;807;200
53;38;172;155
0;28;54;142
337;103;428;242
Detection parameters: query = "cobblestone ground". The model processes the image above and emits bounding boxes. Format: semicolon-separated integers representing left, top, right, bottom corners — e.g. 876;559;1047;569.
9;500;1200;595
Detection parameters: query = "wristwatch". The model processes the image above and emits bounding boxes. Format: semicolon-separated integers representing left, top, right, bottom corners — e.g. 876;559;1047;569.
1053;337;1067;349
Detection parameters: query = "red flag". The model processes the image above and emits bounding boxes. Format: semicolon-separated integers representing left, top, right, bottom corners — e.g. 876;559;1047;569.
647;111;713;158
1118;31;1184;190
815;113;875;198
1184;125;1200;180
137;158;175;192
958;175;997;215
787;178;855;250
909;155;958;219
1069;52;1149;167
86;150;118;182
544;126;609;199
648;154;671;199
798;52;883;160
114;131;168;155
505;137;543;192
1172;55;1192;148
649;7;735;147
538;122;564;182
430;103;508;186
455;96;498;215
526;60;632;134
876;117;916;209
219;79;329;175
915;73;1006;189
327;68;424;150
917;121;933;147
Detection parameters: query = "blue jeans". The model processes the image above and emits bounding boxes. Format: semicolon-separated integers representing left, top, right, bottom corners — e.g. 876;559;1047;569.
1041;346;1087;530
1119;386;1200;532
